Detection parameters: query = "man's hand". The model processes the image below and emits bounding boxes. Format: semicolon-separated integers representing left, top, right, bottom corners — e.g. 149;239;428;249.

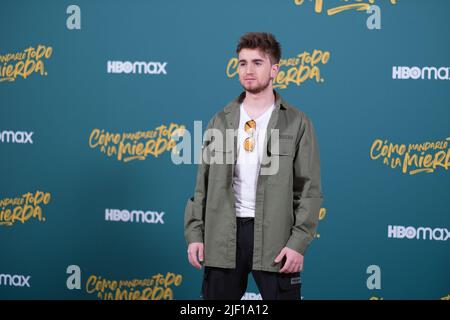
187;242;204;269
274;247;304;273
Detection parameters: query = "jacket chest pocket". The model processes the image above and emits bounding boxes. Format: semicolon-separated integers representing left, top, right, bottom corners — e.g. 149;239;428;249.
265;138;294;185
209;146;233;181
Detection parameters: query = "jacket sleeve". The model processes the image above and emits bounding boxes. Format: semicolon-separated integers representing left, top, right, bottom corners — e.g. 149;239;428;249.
184;117;215;245
286;114;323;255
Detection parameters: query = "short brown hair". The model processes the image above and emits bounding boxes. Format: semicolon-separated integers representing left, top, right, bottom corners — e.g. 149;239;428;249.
236;32;281;64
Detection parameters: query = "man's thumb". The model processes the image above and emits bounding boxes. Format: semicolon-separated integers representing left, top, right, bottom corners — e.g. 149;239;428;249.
198;246;204;262
274;249;285;263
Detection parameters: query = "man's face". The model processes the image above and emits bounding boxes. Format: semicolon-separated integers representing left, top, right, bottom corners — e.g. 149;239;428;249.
238;48;278;94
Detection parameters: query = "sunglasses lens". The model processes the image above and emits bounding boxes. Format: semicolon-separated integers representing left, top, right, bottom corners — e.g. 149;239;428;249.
244;120;256;152
245;120;256;132
244;137;254;152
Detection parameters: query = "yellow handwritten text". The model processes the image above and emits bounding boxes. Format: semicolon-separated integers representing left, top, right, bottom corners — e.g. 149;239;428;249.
369;137;450;175
0;191;52;226
226;49;330;90
86;272;183;300
0;45;53;82
294;0;397;16
315;207;327;238
88;123;185;162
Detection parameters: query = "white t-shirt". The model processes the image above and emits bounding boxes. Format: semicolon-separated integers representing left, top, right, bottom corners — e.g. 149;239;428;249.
233;103;275;218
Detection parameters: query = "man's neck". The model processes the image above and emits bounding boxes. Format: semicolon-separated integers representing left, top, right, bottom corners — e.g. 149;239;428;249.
243;86;275;111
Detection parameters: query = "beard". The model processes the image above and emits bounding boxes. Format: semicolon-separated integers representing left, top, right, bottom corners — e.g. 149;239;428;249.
240;77;272;94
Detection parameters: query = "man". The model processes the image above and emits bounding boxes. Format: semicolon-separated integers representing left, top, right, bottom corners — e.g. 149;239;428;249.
184;32;323;300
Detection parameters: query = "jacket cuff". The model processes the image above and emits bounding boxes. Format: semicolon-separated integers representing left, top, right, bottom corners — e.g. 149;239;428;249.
185;232;204;244
184;197;204;244
285;233;313;256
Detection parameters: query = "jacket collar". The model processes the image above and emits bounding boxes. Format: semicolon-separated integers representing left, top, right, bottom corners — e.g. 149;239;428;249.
224;90;286;114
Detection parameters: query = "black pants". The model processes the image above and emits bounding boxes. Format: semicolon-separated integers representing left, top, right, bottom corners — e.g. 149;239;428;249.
201;217;301;300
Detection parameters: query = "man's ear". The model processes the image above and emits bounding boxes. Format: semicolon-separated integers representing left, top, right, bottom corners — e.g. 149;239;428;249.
270;63;279;79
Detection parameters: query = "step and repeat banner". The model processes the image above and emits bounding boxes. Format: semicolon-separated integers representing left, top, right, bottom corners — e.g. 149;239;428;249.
1;0;449;300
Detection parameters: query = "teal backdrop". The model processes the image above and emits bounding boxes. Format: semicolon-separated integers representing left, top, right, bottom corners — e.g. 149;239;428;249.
1;0;449;300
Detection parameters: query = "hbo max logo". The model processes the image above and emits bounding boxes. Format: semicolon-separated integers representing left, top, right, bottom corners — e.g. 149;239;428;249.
105;208;165;224
0;130;34;144
0;274;31;287
392;66;450;80
388;225;449;241
107;61;167;75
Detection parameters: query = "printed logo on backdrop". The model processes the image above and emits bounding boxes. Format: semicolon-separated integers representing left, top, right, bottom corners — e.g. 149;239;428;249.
370;137;450;175
392;66;450;81
0;45;53;82
0;130;34;144
227;49;330;90
366;265;382;299
314;208;327;239
240;292;304;300
88;123;185;162
293;0;398;30
0;273;31;288
66;5;81;30
105;208;165;224
241;292;262;300
0;191;51;227
107;61;167;75
66;265;183;300
388;225;449;241
366;265;383;300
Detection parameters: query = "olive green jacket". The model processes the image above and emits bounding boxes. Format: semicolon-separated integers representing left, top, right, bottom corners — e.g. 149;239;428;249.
184;90;323;272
